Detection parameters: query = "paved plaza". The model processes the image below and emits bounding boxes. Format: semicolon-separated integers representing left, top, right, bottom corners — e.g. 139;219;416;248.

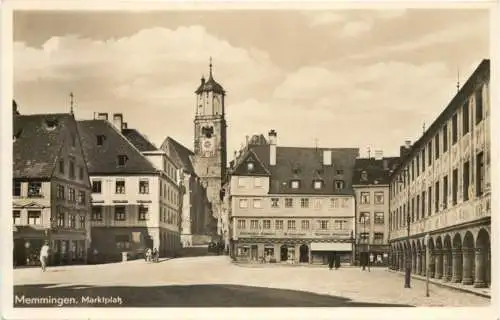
14;256;490;307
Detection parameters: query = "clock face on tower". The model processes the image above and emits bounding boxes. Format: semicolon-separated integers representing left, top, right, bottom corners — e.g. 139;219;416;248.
201;137;215;155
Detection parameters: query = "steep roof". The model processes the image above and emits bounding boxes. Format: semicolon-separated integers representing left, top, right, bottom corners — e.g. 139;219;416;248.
122;128;157;152
13;113;73;179
78;120;158;175
353;157;401;186
160;137;195;174
232;144;359;195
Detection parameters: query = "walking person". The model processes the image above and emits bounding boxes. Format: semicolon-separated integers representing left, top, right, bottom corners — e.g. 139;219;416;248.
328;253;334;270
334;254;341;270
39;241;50;272
152;248;159;263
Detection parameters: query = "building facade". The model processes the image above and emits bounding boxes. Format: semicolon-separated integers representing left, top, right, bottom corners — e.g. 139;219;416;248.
13;112;92;266
229;130;358;264
389;59;491;288
79;114;182;262
353;155;400;266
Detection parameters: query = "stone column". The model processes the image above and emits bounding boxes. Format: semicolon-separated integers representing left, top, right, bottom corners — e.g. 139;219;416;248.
421;250;426;276
412;251;417;274
428;249;435;278
435;249;443;279
451;248;462;283
462;248;474;285
473;247;487;288
416;250;422;275
442;251;451;281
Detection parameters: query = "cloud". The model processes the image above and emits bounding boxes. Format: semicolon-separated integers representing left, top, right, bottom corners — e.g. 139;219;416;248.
338;20;374;38
305;12;346;27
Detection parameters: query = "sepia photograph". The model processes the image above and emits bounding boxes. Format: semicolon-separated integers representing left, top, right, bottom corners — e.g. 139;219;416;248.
1;1;498;319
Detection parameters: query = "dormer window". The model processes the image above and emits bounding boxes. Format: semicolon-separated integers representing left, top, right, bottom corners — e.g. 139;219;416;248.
337;169;344;175
97;135;106;146
292;167;301;175
334;180;345;191
361;171;368;181
247;162;254;171
291;180;301;189
45;118;58;130
117;155;128;166
313;180;323;190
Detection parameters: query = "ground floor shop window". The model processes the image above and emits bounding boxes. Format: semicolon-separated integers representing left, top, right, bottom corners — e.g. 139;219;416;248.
116;235;131;250
264;247;275;262
237;246;249;257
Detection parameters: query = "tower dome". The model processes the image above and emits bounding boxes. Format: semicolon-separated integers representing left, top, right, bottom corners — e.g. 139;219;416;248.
195;58;225;95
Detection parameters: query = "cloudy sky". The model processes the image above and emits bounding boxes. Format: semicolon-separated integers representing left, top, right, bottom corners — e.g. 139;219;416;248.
13;9;489;159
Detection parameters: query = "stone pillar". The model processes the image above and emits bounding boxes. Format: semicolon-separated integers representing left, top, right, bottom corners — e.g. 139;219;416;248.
421;250;426;276
412;251;417;274
435;249;443;279
462;248;474;285
416;250;422;275
428;249;435;278
442;251;451;281
451;248;462;283
473;247;487;288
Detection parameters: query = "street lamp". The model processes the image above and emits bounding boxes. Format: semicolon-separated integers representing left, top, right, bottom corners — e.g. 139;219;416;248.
397;168;411;289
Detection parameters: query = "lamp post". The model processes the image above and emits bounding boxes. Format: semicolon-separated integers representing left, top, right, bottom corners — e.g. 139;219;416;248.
362;219;366;271
398;168;411;289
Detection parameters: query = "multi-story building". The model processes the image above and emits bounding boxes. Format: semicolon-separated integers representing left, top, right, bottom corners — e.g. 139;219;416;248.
389;59;491;288
13;111;92;266
353;154;400;266
78;113;182;261
229;130;359;264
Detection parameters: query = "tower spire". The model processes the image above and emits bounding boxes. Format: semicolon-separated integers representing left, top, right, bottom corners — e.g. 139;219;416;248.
69;92;74;115
209;57;213;78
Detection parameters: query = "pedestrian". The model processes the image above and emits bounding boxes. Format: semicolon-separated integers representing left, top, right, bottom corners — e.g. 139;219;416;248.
328;253;334;270
144;248;148;262
152;248;159;263
334;255;341;270
146;248;152;262
40;241;50;272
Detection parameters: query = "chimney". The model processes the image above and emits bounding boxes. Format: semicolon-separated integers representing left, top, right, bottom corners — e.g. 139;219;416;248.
323;150;332;166
404;140;412;148
122;122;128;130
269;130;277;166
113;113;123;131
374;150;383;160
97;113;108;121
383;159;388;170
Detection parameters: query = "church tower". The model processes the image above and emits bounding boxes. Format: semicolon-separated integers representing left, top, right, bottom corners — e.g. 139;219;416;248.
193;58;227;221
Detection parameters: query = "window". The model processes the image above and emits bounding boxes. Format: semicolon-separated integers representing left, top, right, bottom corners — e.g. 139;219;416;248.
374;232;384;243
263;220;271;229
313;180;323;189
92;180;102;193
117;155;128;166
313;198;321;209
78;190;86;205
69;214;76;228
318;220;328;230
115;180;126;194
416;195;420;220
247;162;254;171
271;198;280;208
360;192;370;204
237;220;246;229
78;167;84;180
138;206;149;221
476;152;485;196
341;198;349;208
239;199;248;209
411;161;414;181
334;219;347;230
59;159;65;174
360;233;369;241
253;199;262;208
416;156;420;176
254;177;262;188
475;87;483;124
13;181;21;196
301;220;310;230
79;215;86;229
435;181;440;213
27;210;41;225
435;133;440;159
69;160;75;179
463;101;470;135
13;210;21;225
361;171;368;181
422;191;426;217
250;220;259;229
291;180;300;189
68;188;76;202
237;177;245;187
96;135;105;146
334;180;345;191
428;186;432;216
441;126;448;156
330;198;338;208
443;175;448;209
359;212;370;224
57;208;65;226
336;169;344;175
285;198;293;208
374;191;384;204
300;198;309;208
374;212;384;224
422;149;426;171
428;141;432;166
57;185;65;200
287;220;296;230
114;206;126;221
275;220;283;230
115;235;130;250
139;179;149;194
27;182;42;197
452;113;458;145
463;161;470;201
452;168;458;205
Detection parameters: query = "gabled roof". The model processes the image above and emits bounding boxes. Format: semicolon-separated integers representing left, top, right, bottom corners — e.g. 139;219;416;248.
13;113;73;179
160;137;195;174
353;157;401;186
232;149;270;176
122;128;157;152
232;144;359;195
78;120;157;175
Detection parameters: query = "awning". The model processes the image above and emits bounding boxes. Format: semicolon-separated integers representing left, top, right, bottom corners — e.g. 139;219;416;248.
310;242;352;252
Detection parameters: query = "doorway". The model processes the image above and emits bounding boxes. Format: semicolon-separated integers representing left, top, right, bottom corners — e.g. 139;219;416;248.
299;244;309;263
280;245;288;262
250;245;258;261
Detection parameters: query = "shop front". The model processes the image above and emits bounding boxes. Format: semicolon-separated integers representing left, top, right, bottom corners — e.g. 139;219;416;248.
310;242;353;265
233;238;312;264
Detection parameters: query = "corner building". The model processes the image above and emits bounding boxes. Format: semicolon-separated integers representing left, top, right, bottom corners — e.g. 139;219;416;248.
230;131;358;264
389;59;491;288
